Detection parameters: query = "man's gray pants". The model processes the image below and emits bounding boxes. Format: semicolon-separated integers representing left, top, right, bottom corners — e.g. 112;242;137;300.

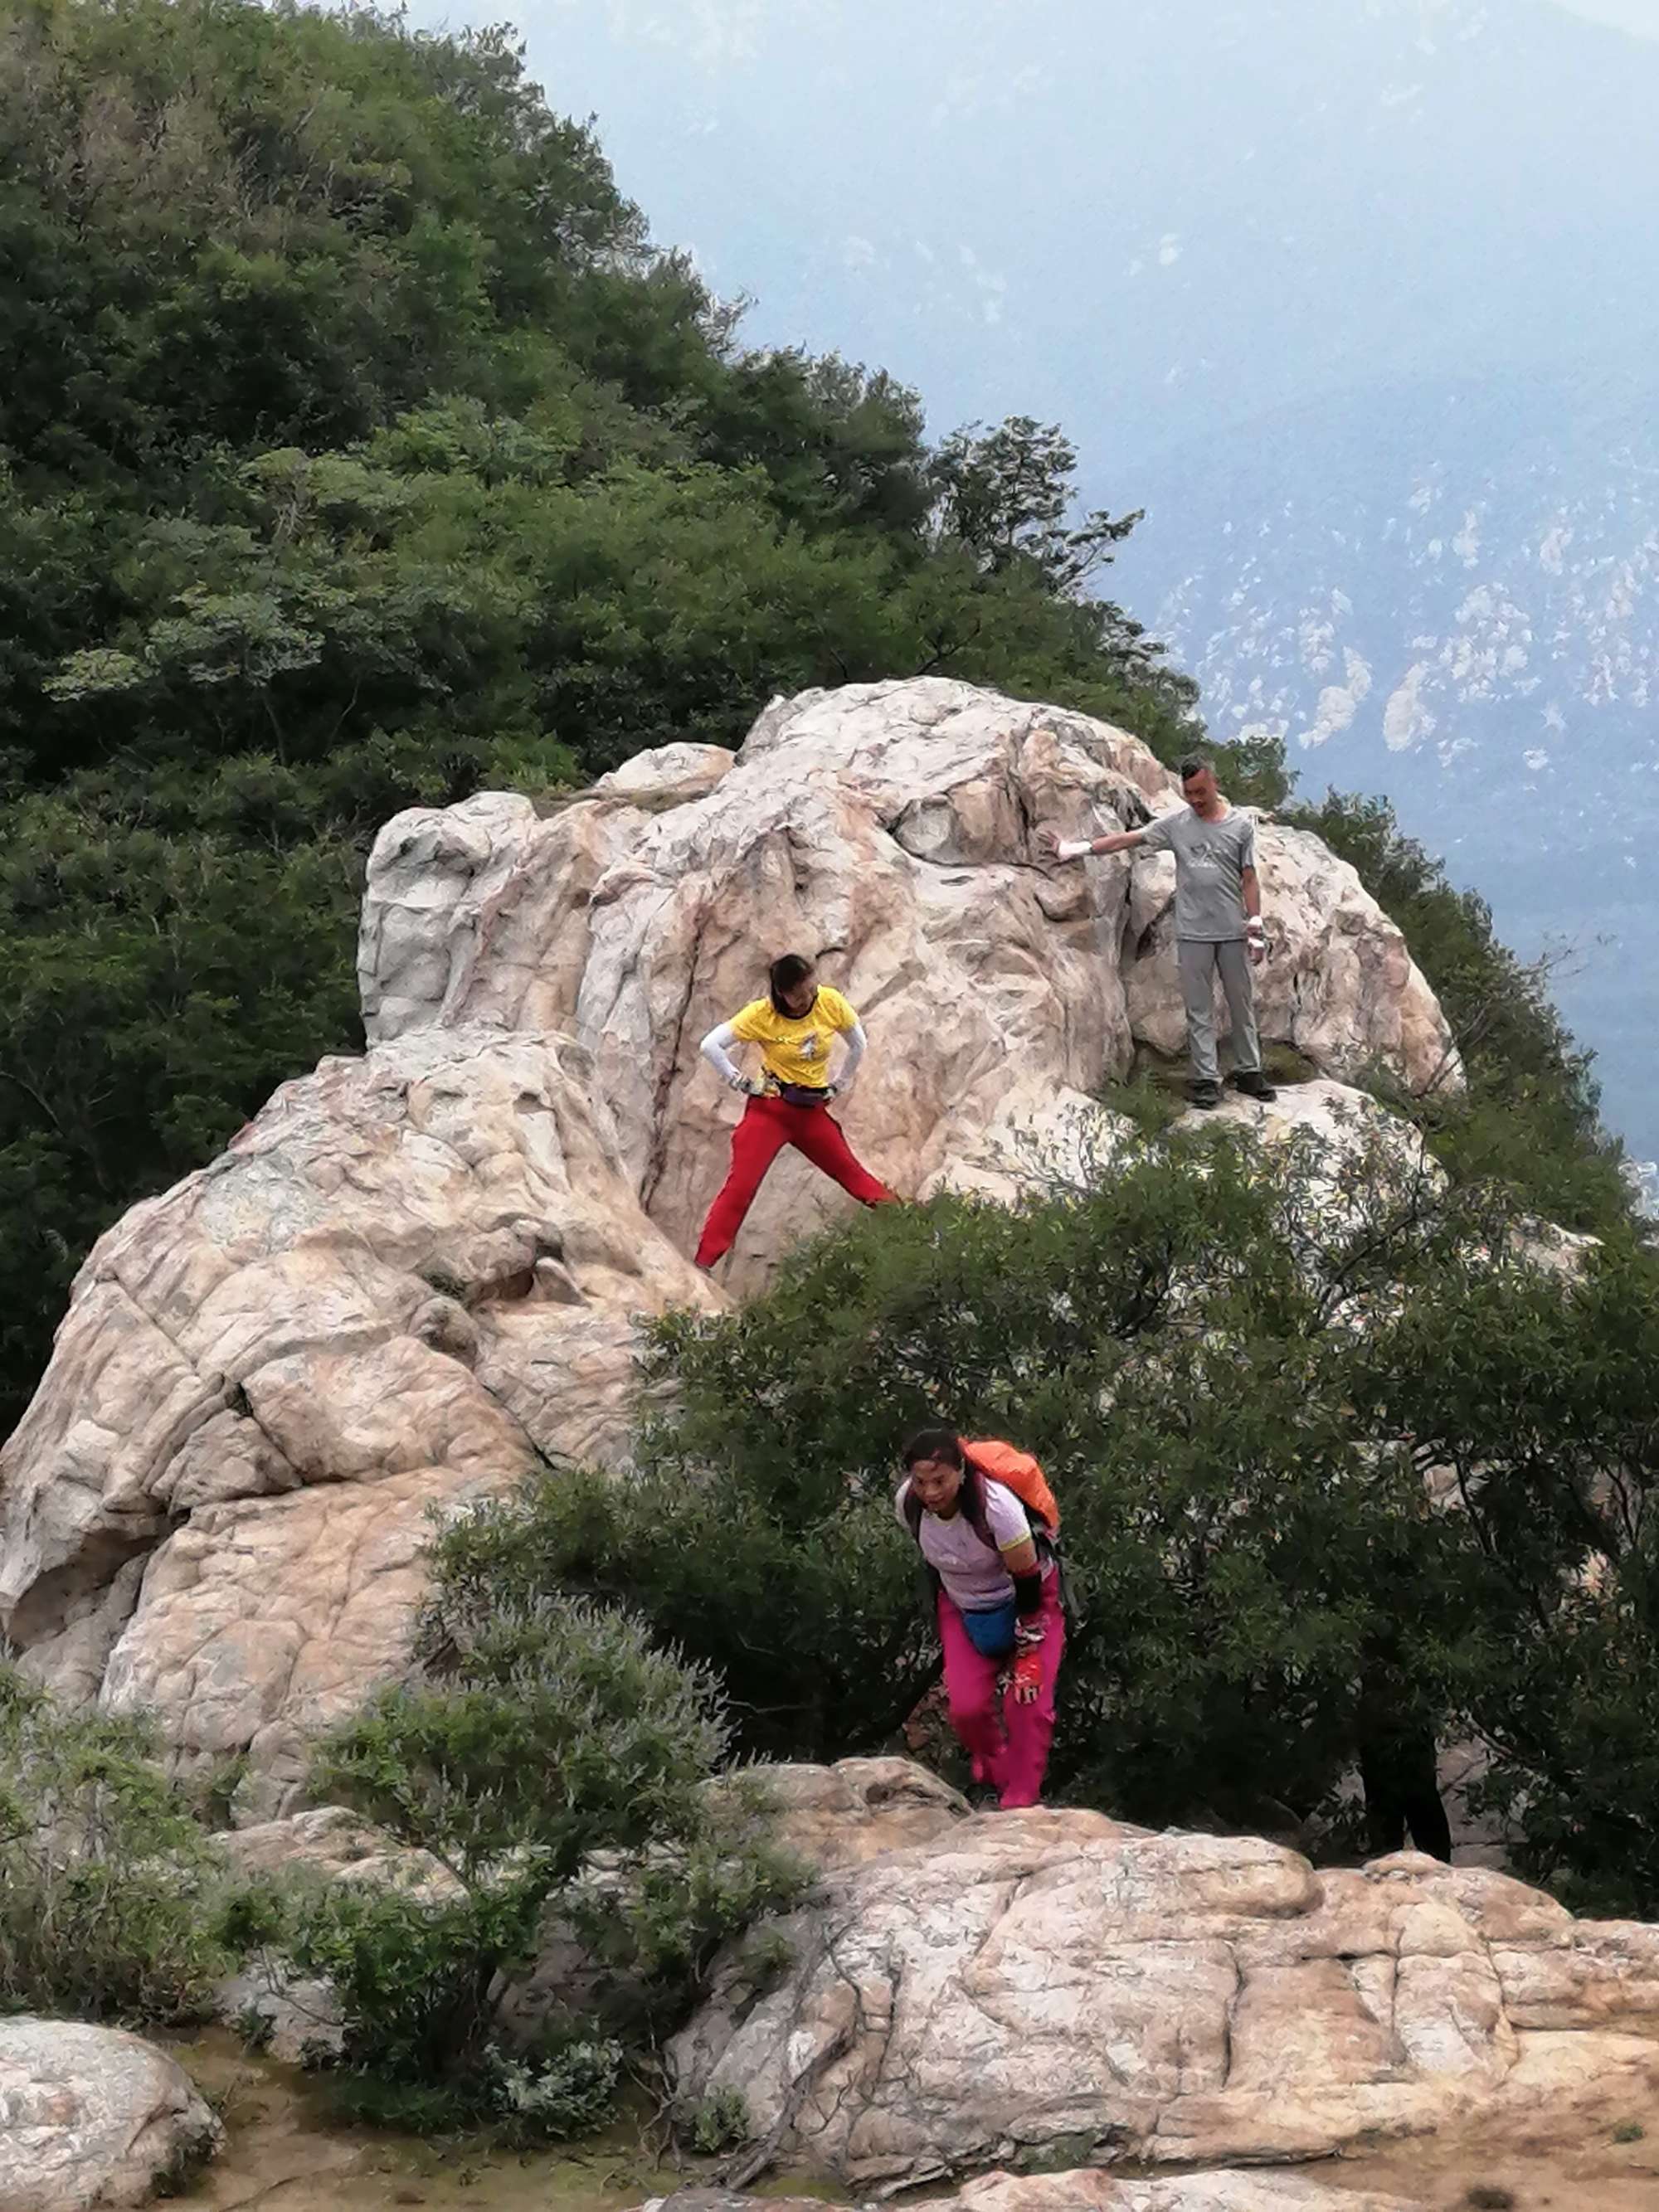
1176;938;1262;1085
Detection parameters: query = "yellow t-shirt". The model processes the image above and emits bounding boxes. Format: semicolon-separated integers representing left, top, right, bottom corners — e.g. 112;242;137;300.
728;987;859;1091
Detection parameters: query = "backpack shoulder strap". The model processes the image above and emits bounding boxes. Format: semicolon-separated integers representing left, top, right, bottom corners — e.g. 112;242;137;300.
956;1461;995;1552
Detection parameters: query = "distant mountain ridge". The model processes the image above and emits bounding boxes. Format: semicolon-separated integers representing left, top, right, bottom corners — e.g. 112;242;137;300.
483;0;1659;1149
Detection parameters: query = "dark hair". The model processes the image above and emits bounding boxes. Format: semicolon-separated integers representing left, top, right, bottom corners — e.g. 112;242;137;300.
768;951;816;1014
1179;755;1213;783
902;1428;965;1471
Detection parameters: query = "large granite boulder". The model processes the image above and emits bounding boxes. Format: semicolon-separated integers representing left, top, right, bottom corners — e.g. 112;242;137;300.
0;2019;218;2210
0;680;1457;1806
360;678;1457;1288
0;1027;713;1817
671;1801;1659;2193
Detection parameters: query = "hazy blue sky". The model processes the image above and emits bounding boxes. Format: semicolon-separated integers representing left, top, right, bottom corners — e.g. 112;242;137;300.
502;0;1659;51
1553;0;1659;29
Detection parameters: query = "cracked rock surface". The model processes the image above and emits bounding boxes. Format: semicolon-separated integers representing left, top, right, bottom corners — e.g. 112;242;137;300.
0;1028;713;1816
0;2018;219;2210
632;2182;1419;2211
361;678;1457;1292
670;1795;1659;2192
943;2179;1420;2211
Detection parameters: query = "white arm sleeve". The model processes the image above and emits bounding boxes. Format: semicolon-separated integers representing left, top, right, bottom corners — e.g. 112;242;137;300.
837;1021;868;1083
700;1022;747;1089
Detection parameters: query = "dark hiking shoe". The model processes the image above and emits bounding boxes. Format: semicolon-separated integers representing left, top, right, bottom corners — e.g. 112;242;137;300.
1190;1081;1223;1110
1228;1070;1279;1101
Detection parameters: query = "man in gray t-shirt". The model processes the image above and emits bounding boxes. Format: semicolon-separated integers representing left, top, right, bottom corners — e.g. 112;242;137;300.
1039;756;1277;1109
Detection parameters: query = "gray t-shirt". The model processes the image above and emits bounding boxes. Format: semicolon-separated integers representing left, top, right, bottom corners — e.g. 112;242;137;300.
1139;805;1257;941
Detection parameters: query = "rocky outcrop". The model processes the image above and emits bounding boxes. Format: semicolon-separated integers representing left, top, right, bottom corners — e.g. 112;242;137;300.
0;679;1457;1805
737;1756;971;1871
362;680;1457;1288
0;2019;218;2210
0;1028;713;1817
672;1800;1659;2193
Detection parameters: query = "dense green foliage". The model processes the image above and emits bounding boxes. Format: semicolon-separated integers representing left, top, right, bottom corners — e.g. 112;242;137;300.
275;1593;799;2132
0;1666;235;2022
439;1122;1659;1908
0;0;1230;1433
1287;790;1632;1232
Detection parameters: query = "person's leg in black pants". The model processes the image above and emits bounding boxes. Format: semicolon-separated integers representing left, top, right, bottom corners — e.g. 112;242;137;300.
1360;1728;1452;1862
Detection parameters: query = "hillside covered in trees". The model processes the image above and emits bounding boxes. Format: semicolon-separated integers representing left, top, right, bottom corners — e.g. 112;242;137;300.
0;0;1627;1432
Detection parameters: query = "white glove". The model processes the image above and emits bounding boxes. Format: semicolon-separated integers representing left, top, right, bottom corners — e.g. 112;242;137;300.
1246;917;1267;967
727;1071;762;1096
825;1078;844;1101
1055;839;1093;862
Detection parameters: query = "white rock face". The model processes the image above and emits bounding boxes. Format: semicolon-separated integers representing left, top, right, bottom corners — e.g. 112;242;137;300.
0;2019;218;2210
672;1800;1659;2192
0;679;1457;1804
361;679;1457;1289
0;1026;713;1816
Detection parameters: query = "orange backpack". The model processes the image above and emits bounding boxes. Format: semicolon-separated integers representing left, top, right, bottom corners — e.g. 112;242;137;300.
961;1438;1059;1538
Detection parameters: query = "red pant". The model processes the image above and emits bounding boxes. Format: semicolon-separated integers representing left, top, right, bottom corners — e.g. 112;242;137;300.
939;1576;1064;1810
694;1094;894;1266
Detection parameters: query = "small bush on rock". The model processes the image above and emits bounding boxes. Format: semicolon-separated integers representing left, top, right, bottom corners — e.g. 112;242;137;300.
682;2085;752;2154
285;1595;801;2133
0;1667;232;2025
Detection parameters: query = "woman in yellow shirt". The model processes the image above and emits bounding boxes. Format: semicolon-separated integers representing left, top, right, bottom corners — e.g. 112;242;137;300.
694;953;895;1269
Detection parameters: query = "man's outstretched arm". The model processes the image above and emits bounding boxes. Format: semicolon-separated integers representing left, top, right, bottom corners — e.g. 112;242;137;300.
1038;824;1149;861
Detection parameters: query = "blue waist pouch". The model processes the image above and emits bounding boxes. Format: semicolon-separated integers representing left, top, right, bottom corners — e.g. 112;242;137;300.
960;1601;1017;1658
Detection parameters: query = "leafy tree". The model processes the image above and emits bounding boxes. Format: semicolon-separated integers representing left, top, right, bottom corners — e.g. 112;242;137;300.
931;414;1142;592
1355;1222;1659;1915
445;1112;1659;1914
0;772;362;1407
433;1117;1484;1829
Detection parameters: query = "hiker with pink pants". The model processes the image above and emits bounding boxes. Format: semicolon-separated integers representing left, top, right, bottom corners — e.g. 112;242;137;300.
896;1428;1065;1811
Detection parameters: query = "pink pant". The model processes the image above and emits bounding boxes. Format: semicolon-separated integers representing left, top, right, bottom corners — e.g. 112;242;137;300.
938;1575;1064;1810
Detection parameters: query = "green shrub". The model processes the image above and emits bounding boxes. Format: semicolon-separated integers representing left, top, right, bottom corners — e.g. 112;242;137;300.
441;1114;1659;1908
433;1116;1481;1825
0;1667;232;2025
485;2039;623;2142
284;1595;802;2133
682;2085;752;2155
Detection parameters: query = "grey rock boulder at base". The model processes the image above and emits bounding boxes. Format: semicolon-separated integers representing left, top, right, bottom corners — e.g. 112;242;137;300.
672;1796;1659;2191
0;2018;218;2210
